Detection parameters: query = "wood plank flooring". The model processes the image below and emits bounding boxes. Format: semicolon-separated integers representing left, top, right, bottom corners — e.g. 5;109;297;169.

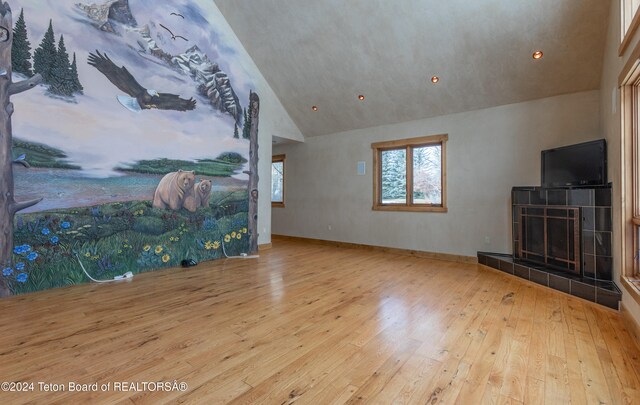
0;238;639;404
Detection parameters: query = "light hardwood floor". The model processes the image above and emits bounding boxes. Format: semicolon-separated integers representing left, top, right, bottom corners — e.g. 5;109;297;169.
0;238;639;404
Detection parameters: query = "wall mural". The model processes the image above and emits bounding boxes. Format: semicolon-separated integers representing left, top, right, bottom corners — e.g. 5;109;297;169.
0;0;260;297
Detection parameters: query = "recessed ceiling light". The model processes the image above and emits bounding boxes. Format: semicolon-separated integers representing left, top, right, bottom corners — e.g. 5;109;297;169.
311;105;318;111
431;76;439;84
532;50;544;60
358;95;365;100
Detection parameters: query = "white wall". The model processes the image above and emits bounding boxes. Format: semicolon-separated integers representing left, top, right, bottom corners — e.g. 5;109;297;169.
273;90;600;256
600;0;640;325
209;2;303;246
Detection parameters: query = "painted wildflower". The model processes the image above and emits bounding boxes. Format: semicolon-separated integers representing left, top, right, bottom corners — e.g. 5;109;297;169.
13;244;31;254
155;246;163;254
212;241;220;249
15;262;25;271
85;252;91;257
27;252;38;261
236;233;241;240
242;228;247;234
16;273;28;283
61;221;71;229
50;236;59;244
224;234;231;243
204;241;214;250
2;267;12;276
162;254;170;263
143;245;151;252
231;231;237;238
41;227;50;235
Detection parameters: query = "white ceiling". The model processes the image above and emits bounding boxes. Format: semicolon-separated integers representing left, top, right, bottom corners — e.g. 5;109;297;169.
214;0;610;138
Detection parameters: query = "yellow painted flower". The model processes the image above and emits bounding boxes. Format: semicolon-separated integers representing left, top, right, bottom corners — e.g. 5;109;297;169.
204;241;214;250
118;250;122;254
155;246;163;254
143;245;151;251
162;254;170;263
170;237;175;242
84;252;91;257
224;234;231;243
231;231;236;238
236;233;241;240
242;228;247;234
92;255;99;260
175;237;180;242
212;241;220;249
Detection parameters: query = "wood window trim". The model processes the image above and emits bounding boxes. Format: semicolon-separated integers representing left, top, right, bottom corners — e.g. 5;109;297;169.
621;0;640;56
371;134;448;213
271;154;285;208
620;55;640;306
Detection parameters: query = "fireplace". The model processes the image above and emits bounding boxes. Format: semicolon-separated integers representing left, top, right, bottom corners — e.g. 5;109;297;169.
516;205;580;275
476;185;621;310
511;186;612;280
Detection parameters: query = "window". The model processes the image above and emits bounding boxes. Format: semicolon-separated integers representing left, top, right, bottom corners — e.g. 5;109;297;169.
271;154;285;207
620;0;640;55
372;134;447;212
621;51;640;303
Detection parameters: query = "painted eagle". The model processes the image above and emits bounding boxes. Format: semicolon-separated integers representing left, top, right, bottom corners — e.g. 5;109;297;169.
87;50;196;112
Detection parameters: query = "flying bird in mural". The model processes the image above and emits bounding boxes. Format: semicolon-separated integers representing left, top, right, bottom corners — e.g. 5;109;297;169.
87;51;196;112
170;12;185;19
159;24;189;41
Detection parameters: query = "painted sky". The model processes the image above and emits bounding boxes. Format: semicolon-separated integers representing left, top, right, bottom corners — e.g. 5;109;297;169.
11;0;256;177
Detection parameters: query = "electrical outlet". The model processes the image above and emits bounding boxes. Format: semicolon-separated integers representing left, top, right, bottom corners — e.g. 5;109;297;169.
328;225;332;231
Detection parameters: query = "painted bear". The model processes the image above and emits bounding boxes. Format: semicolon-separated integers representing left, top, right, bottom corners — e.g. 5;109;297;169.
183;179;212;212
152;169;195;210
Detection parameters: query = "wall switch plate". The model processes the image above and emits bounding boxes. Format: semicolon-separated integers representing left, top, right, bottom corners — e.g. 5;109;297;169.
357;161;366;175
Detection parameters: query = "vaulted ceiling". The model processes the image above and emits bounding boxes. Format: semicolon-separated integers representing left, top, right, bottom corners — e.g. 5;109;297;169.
214;0;611;138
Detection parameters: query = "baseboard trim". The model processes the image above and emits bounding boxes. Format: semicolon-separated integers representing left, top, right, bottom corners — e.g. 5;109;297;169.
621;302;640;342
271;234;477;264
258;243;272;251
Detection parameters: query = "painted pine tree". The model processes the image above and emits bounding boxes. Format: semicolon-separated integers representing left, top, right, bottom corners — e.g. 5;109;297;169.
11;8;31;76
242;103;251;139
70;52;82;94
49;34;73;96
33;19;56;82
233;123;239;138
0;3;43;297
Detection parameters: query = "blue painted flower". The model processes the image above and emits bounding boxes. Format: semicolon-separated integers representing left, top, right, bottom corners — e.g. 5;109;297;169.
16;273;28;283
2;267;12;276
41;227;50;235
13;244;31;255
61;221;71;229
50;236;59;244
26;252;38;261
14;262;25;271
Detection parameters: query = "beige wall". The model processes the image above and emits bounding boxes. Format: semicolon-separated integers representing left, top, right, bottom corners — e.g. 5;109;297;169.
600;0;640;325
208;2;303;246
273;90;600;257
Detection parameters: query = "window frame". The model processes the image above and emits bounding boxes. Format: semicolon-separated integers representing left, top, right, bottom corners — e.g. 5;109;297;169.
620;0;640;55
271;154;285;207
371;134;448;212
620;45;640;305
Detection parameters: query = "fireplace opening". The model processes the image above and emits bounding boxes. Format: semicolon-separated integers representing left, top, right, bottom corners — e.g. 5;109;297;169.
517;205;581;275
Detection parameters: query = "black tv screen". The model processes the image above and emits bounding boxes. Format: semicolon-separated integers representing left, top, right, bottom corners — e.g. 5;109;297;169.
541;139;607;187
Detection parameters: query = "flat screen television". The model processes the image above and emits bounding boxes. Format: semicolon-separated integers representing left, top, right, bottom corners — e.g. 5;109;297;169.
541;139;607;188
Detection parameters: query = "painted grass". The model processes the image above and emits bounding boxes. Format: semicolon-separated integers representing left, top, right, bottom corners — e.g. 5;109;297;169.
4;190;249;295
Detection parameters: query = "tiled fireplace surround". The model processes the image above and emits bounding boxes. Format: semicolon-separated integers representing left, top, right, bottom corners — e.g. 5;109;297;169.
477;185;621;310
